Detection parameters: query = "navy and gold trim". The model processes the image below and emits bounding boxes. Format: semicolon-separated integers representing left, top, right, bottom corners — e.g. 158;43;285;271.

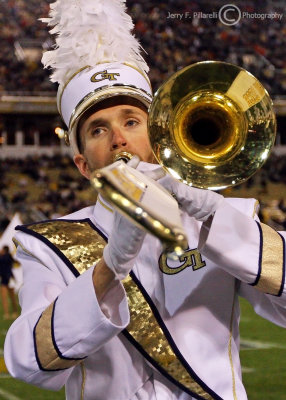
252;222;285;296
124;272;220;399
33;298;86;371
16;218;106;277
159;248;206;275
16;219;222;400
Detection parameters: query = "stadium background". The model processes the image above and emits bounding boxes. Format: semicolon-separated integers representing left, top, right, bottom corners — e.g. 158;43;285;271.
0;0;286;399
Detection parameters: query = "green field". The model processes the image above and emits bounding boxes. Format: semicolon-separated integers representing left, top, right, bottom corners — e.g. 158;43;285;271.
0;298;286;399
0;310;64;400
240;298;286;400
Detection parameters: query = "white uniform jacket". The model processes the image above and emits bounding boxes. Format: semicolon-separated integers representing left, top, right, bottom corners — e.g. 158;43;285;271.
4;192;286;400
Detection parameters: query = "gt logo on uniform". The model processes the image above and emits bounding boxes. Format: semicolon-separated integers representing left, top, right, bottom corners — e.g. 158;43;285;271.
91;70;120;83
159;248;206;275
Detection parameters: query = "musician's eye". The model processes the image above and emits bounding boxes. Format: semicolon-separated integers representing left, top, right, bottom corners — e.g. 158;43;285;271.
91;127;105;136
125;119;139;127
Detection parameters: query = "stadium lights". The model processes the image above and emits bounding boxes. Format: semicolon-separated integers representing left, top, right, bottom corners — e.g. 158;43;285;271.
54;127;65;139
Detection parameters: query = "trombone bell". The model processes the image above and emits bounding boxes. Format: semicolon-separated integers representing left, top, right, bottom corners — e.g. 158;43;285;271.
148;61;276;190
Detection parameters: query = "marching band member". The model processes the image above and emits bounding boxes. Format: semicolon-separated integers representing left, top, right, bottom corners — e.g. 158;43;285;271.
4;1;286;399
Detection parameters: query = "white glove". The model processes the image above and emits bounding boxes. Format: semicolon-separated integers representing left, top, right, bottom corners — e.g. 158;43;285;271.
129;156;166;181
103;211;145;280
158;174;225;222
103;156;147;280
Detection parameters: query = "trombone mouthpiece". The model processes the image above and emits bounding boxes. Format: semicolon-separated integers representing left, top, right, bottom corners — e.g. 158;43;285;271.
113;152;134;163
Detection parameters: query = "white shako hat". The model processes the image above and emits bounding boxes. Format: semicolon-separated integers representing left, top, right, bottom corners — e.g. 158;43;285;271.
58;62;152;154
41;0;152;154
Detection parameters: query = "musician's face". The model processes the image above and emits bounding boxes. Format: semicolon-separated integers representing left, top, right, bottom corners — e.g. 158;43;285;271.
74;103;155;179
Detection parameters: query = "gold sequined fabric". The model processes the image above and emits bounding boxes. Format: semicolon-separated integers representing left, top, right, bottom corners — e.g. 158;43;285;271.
26;220;216;399
29;221;105;275
123;275;214;399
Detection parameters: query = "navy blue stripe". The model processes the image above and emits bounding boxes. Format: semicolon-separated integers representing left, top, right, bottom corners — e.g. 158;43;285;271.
16;218;108;242
51;298;87;363
250;223;285;297
33;302;68;372
122;330;209;400
250;221;263;287
24;218;220;396
277;233;286;297
123;271;223;400
16;224;80;278
33;298;86;372
15;218;108;278
16;217;106;238
33;312;46;371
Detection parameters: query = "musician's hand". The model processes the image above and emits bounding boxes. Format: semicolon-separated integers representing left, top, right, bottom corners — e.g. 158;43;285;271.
103;211;145;280
157;175;224;222
128;156;165;181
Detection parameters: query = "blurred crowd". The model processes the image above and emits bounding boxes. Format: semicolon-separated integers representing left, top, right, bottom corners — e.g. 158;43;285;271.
0;0;286;96
0;153;286;233
0;0;56;93
130;0;286;96
0;0;286;233
0;154;94;230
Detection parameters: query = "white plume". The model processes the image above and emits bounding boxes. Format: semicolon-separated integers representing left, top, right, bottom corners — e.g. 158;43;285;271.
41;0;149;85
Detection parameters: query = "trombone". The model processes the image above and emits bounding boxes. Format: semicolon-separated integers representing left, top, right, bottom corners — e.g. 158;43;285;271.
148;60;276;190
91;61;276;255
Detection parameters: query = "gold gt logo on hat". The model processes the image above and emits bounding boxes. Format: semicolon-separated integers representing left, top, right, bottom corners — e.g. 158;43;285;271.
91;70;120;83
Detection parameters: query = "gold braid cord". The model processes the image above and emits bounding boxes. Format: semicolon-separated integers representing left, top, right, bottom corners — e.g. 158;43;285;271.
21;219;219;400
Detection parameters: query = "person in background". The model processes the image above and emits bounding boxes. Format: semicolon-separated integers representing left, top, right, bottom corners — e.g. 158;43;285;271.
0;246;18;320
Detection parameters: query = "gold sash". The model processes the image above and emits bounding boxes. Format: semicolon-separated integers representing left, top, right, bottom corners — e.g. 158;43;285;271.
19;219;220;400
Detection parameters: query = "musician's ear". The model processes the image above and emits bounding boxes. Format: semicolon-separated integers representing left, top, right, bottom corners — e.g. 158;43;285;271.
74;154;91;179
